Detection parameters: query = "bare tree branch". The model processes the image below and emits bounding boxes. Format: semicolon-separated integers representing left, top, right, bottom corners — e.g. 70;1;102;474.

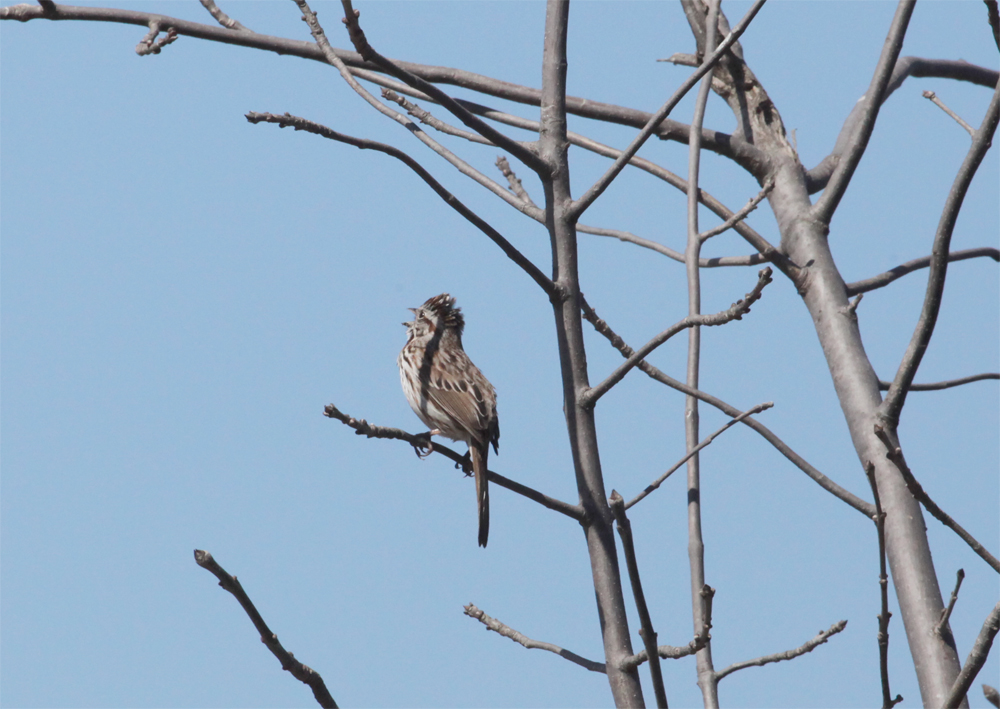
874;424;1000;573
923;90;977;136
338;0;546;175
626;403;772;509
985;0;1000;51
322;403;584;522
813;0;916;222
699;178;773;242
878;373;999;391
579;295;875;518
936;569;965;637
246;111;554;297
193;550;338;709
985;684;1000;709
865;462;905;709
624;593;712;670
944;602;1000;708
463;604;606;674
806;57;998;191
881;81;1000;425
609;491;669;708
845;247;999;296
714;621;848;681
198;0;247;32
581;268;772;408
570;0;769;220
495;156;537;207
134;20;176;56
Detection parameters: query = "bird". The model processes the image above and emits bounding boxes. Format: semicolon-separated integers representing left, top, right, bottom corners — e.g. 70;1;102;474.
397;294;499;547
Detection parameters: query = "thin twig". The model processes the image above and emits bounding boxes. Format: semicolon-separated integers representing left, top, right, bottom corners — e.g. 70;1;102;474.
714;621;848;681
246;111;554;297
626;403;773;509
699;178;773;242
845;247;1000;295
624;606;712;669
937;569;966;637
873;424;1000;573
813;0;917;222
984;684;1000;708
944;602;1000;708
322;403;584;521
463;604;606;674
381;88;493;146
198;0;247;31
986;0;1000;51
923;90;976;136
881;81;1000;424
193;550;338;709
134;20;178;56
495;156;536;207
865;462;904;709
609;491;668;708
579;295;875;518
878;373;1000;391
570;0;769;220
339;0;545;174
581;268;773;407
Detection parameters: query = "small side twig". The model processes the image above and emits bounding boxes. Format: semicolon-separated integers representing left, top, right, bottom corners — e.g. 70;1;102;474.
624;612;712;668
698;178;773;242
198;0;247;31
984;684;1000;708
877;372;999;391
845;246;999;296
609;492;668;708
496;156;537;207
463;604;606;673
923;90;976;136
985;0;1000;51
581;268;772;407
714;620;848;682
322;403;584;521
864;462;904;709
944;602;1000;708
193;550;338;709
626;403;772;509
873;424;1000;573
135;20;178;56
937;569;965;636
579;294;875;518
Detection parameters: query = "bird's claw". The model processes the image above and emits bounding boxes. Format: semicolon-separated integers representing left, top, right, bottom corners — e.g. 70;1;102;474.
412;430;438;459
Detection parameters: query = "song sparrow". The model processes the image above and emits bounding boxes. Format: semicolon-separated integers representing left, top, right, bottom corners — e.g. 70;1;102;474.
398;294;499;548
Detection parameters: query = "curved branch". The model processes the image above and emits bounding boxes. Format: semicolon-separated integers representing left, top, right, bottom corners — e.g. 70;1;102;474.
944;602;1000;708
463;604;606;674
845;247;999;296
877;373;999;391
322;403;584;522
580;296;876;518
812;0;916;223
714;621;848;682
881;82;1000;424
806;58;999;192
194;550;338;709
246;112;554;296
581;268;772;407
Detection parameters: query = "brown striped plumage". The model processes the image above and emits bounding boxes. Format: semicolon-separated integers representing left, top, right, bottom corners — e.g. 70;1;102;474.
398;294;499;547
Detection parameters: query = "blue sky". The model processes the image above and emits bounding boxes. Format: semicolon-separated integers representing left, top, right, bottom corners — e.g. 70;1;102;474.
2;1;998;707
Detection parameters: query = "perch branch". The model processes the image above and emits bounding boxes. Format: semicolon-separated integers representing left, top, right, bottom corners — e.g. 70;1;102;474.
463;604;606;674
937;569;965;637
323;403;584;521
193;550;338;709
878;373;999;391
